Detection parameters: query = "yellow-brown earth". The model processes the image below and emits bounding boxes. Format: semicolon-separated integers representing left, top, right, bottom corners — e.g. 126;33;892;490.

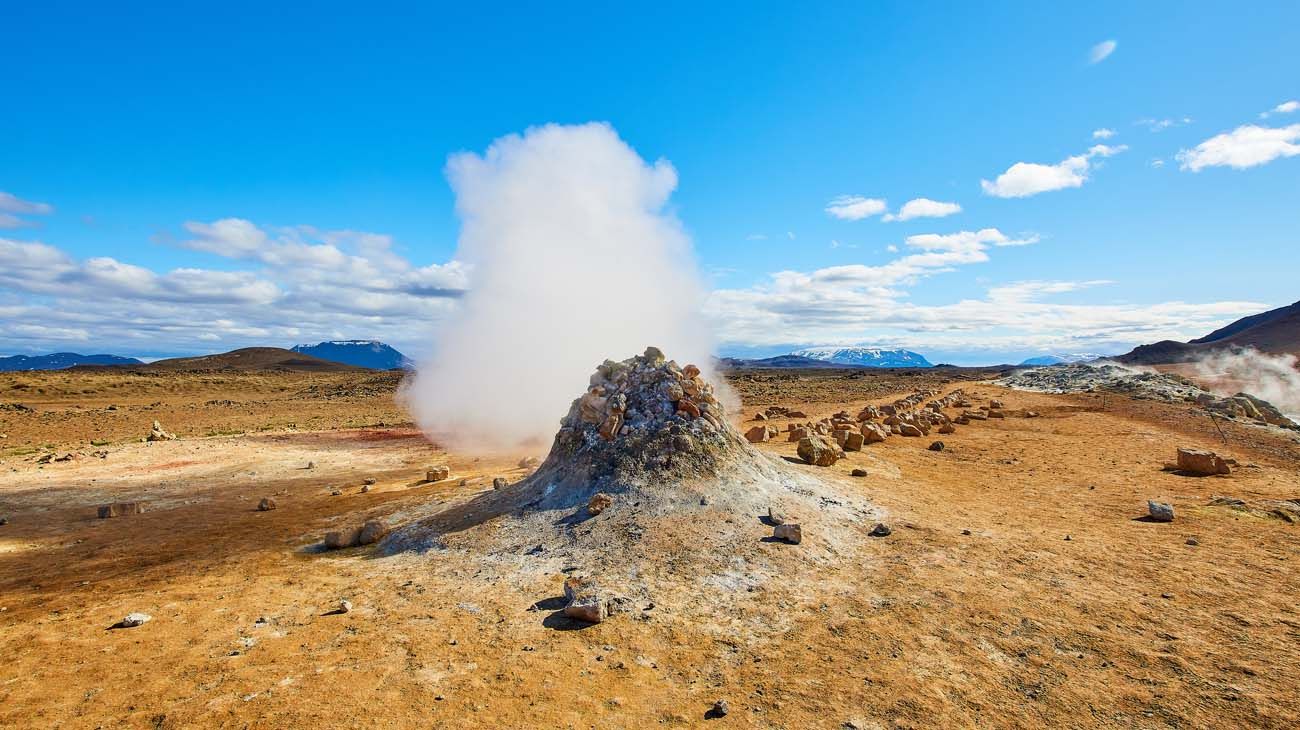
1;367;1298;728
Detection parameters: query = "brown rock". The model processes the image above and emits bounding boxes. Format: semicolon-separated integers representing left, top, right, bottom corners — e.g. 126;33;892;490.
787;427;810;443
588;492;613;515
493;477;508;490
1176;448;1231;476
850;468;868;477
682;363;701;379
860;423;888;443
357;519;389;545
899;423;924;437
324;527;361;550
257;497;277;511
744;425;770;443
843;431;865;451
97;502;145;519
773;523;802;544
797;436;840;466
676;399;701;419
426;465;451;482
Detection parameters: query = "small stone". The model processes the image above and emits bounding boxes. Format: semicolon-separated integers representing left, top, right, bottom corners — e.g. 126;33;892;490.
519;456;540;469
1147;501;1175;523
588;492;613;515
0;517;7;526
850;468;868;477
426;465;451;482
121;612;151;628
306;461;316;470
1064;535;1072;541
707;699;730;719
773;523;801;544
256;497;277;511
360;484;371;493
961;529;972;536
493;477;507;490
324;527;361;550
363;478;377;485
869;523;891;537
1185;537;1199;546
97;502;145;519
338;600;353;614
928;441;944;452
330;489;343;496
767;507;786;525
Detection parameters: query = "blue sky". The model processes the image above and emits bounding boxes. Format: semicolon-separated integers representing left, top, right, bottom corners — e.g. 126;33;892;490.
2;2;1298;364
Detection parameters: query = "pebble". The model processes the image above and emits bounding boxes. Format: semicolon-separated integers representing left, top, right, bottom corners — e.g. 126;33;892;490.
928;441;945;452
869;523;892;538
1186;537;1199;546
338;600;353;614
121;612;152;628
330;489;343;496
850;468;868;477
708;699;730;718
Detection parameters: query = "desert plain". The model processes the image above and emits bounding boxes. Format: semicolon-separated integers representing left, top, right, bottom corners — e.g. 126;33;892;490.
1;364;1298;729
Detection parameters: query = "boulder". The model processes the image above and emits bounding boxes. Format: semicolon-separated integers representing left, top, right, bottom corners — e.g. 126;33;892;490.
990;399;1004;409
843;431;865;452
257;497;277;511
898;424;923;438
787;427;810;443
426;465;451;482
146;420;175;442
562;577;608;624
869;523;892;537
97;502;145;519
1147;500;1175;522
357;519;389;545
773;523;802;544
860;423;889;443
744;425;770;443
797;436;840;466
928;441;945;452
1176;448;1231;476
493;477;508;490
988;410;1006;419
325;527;362;550
588;492;613;515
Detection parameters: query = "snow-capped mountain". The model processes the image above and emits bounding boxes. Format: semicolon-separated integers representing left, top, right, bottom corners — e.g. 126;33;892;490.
791;346;933;368
290;340;414;370
1018;353;1106;367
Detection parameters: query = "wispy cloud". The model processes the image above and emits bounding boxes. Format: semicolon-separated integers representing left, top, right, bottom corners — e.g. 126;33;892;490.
1092;128;1115;140
1088;40;1117;64
980;144;1127;198
1136;116;1192;132
0;191;54;229
882;198;962;222
1259;100;1299;119
825;195;887;221
1177;123;1300;171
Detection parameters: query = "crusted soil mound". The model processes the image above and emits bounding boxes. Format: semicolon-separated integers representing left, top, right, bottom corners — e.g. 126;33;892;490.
383;348;875;612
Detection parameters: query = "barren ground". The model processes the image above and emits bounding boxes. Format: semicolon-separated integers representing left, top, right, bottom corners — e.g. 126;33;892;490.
1;367;1298;728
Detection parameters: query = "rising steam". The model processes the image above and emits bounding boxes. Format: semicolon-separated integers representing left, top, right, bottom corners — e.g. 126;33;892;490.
405;123;719;452
1192;347;1300;419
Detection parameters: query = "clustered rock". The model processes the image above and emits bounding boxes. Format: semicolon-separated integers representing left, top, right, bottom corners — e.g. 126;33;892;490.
324;519;389;549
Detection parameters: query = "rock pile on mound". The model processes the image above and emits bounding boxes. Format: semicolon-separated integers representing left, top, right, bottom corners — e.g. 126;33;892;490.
1000;363;1298;429
383;347;879;624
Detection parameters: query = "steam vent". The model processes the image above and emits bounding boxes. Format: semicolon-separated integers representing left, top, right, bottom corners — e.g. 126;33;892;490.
383;347;877;620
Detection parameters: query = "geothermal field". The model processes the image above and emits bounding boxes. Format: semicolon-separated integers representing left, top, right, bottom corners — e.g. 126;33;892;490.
2;355;1299;728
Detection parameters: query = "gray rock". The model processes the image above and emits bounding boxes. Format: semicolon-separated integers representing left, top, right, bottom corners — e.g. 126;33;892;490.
773;523;802;544
121;612;151;628
1147;501;1175;522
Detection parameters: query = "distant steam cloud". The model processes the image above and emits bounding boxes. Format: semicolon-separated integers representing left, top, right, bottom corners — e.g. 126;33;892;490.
1192;348;1300;418
405;123;718;451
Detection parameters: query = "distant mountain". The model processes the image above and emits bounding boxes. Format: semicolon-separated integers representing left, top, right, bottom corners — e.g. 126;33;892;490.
1118;300;1300;365
146;347;362;372
1018;353;1106;367
719;354;858;370
792;346;932;368
291;340;413;370
0;353;143;372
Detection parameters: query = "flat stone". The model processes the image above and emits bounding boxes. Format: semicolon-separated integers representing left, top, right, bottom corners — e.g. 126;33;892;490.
773;523;802;544
1147;501;1175;522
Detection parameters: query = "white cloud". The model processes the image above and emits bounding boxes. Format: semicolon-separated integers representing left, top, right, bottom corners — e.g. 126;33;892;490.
981;144;1127;198
1149;158;1166;168
745;233;768;241
1176;124;1300;171
1136;117;1192;132
0;191;54;228
1088;40;1117;64
1260;100;1299;119
825;195;887;220
1092;128;1115;139
882;198;962;222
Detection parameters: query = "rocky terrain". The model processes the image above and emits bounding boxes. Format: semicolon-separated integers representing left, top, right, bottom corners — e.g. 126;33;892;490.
999;362;1298;429
1;359;1299;727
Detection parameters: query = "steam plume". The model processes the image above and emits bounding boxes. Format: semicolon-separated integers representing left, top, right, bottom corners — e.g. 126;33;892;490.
405;123;718;452
1192;348;1300;419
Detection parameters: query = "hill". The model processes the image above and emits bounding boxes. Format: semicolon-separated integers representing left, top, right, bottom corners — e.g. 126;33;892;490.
291;340;413;370
719;354;859;369
0;353;143;372
1118;300;1300;365
1018;353;1105;367
792;346;932;368
144;347;363;372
